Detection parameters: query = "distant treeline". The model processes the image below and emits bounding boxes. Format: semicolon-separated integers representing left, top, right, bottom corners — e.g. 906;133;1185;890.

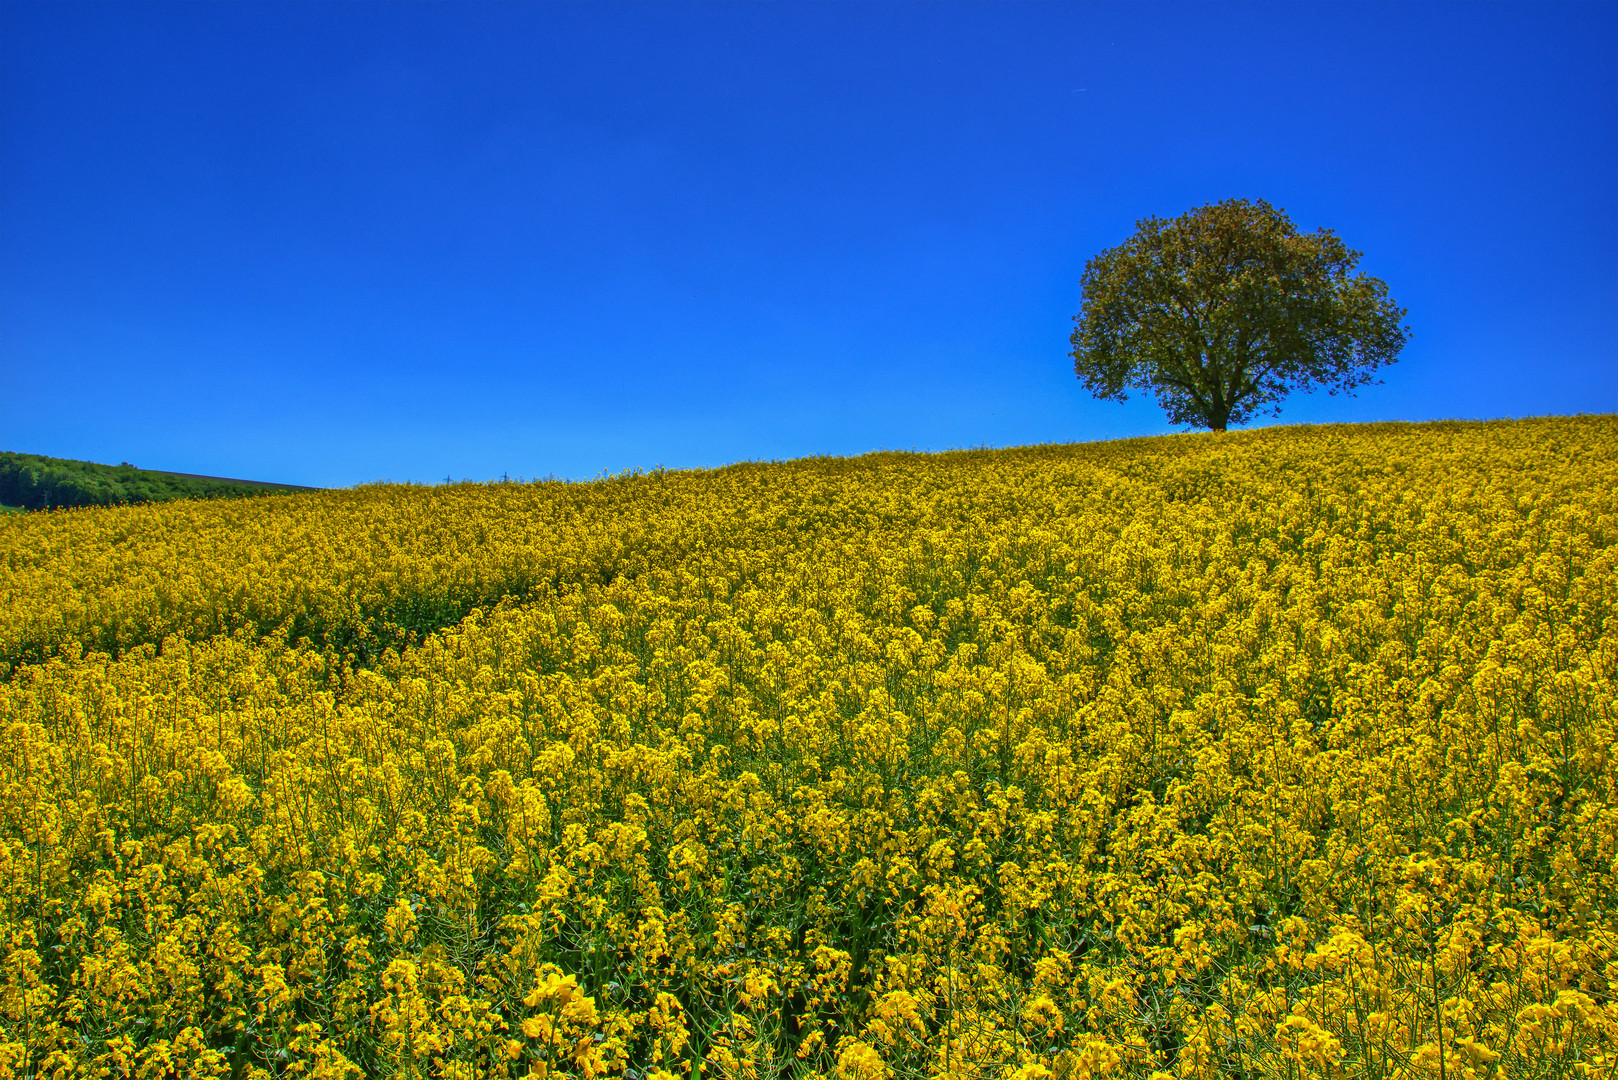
0;451;317;511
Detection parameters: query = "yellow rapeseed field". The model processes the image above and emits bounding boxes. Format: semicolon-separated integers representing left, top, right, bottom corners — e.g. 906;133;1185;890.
1;417;1614;1080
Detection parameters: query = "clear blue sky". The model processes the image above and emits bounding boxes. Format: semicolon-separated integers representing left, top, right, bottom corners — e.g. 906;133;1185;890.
3;2;1614;487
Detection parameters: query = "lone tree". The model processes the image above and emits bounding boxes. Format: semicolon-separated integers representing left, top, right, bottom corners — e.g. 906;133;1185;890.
1070;198;1410;431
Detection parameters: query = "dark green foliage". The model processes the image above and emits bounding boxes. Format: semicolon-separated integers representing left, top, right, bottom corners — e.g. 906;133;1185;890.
0;451;315;511
1071;198;1411;431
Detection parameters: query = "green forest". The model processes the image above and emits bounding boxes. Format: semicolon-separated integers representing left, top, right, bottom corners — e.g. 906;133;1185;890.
0;451;315;511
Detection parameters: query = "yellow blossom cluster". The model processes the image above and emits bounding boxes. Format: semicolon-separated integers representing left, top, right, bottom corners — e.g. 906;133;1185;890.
1;417;1615;1079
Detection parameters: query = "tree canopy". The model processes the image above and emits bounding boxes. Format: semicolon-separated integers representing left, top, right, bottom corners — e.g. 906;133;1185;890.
1070;198;1410;431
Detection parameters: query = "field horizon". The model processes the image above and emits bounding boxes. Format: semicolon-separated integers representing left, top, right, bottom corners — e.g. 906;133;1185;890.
12;414;1613;504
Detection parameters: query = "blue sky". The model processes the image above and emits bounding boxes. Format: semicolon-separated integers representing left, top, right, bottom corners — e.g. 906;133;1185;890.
3;1;1613;487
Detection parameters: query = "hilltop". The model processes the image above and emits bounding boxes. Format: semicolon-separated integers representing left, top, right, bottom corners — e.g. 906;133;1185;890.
0;449;318;511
